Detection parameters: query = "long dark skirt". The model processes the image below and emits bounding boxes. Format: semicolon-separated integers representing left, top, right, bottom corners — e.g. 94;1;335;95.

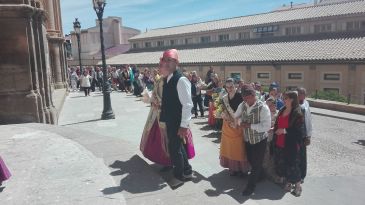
274;147;301;184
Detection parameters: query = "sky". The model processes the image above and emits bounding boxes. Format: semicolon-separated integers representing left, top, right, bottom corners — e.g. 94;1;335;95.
60;0;312;35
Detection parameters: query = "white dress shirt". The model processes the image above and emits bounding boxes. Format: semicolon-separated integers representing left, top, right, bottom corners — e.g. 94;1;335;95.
167;73;193;128
234;101;272;133
301;99;313;137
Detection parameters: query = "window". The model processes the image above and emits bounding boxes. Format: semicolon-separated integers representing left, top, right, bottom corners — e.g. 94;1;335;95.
218;34;229;42
132;43;139;49
286;86;298;91
201;36;211;43
323;88;340;94
285;27;301;35
346;21;365;31
254;25;279;33
324;73;340;81
157;41;164;47
257;73;270;79
230;73;241;81
238;32;250;40
145;42;152;48
170;39;178;46
314;24;332;33
288;73;303;80
185;38;193;44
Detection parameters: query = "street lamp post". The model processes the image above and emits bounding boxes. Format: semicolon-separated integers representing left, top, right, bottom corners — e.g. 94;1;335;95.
93;0;115;120
73;18;83;76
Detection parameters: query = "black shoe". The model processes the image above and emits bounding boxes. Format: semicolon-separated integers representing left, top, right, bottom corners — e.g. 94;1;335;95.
242;186;255;196
169;177;184;190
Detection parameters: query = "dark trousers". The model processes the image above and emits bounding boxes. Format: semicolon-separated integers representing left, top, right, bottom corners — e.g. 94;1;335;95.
83;87;90;96
192;96;204;117
300;143;307;180
246;138;267;189
166;123;192;179
91;79;97;92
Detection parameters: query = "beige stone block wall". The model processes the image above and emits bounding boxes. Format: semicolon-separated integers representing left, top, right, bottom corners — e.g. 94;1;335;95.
316;64;349;95
250;65;275;85
356;65;365;105
225;65;247;81
280;65;311;91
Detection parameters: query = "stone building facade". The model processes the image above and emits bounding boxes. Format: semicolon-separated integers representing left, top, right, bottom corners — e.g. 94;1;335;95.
0;0;68;124
68;16;140;66
108;0;365;104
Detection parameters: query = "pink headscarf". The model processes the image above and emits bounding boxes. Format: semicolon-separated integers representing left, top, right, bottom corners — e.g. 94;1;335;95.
160;49;179;63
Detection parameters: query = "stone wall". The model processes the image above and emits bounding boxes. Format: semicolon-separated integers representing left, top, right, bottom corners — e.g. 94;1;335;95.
0;0;65;124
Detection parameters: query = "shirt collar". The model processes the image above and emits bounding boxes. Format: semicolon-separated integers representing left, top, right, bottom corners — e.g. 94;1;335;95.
246;100;257;109
167;73;174;82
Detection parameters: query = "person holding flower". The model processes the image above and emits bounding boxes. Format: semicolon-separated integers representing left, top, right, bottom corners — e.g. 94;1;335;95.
219;78;250;176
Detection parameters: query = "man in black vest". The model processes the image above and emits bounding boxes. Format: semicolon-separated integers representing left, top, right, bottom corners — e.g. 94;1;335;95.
159;49;193;189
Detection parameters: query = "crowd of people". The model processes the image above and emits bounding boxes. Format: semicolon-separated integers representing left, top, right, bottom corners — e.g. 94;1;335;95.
139;49;313;197
67;65;160;98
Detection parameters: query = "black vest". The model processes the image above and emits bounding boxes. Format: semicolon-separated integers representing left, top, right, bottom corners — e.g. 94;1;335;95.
160;71;182;127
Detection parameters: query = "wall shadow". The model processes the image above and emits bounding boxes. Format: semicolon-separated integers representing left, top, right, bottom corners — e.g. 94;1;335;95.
60;118;102;126
101;155;167;195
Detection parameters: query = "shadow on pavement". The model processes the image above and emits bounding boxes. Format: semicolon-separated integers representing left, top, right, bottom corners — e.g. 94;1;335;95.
102;155;167;195
69;95;88;99
353;140;365;146
148;164;206;189
203;170;286;203
201;131;221;144
60;118;102;126
0;187;4;192
193;121;208;125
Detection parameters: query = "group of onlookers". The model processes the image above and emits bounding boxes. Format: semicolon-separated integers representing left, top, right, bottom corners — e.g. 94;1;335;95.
67;65;160;97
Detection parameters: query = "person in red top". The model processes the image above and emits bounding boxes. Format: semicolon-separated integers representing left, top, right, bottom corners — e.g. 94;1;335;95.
273;91;304;197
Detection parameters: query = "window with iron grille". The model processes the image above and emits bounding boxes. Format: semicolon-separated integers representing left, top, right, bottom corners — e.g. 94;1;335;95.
323;88;340;94
201;36;211;43
257;73;270;79
185;38;193;44
288;73;303;80
285;27;301;35
324;73;340;81
314;24;332;33
145;42;152;48
218;34;230;41
157;41;164;47
132;43;139;49
170;39;178;46
238;32;250;40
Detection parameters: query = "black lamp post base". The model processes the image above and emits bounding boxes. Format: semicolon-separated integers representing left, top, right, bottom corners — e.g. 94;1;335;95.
101;111;115;120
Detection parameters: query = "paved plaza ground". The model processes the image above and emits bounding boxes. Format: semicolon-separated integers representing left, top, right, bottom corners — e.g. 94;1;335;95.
1;91;365;205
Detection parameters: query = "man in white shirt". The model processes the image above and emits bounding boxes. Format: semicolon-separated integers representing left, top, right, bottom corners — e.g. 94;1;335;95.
234;86;271;196
297;87;313;182
159;49;194;189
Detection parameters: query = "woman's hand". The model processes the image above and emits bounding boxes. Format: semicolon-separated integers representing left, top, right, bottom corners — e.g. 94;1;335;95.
275;128;286;135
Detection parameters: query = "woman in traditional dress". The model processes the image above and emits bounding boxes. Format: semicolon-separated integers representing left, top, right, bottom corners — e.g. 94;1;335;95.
203;74;220;126
273;91;304;197
0;156;11;188
219;78;250;176
140;61;195;168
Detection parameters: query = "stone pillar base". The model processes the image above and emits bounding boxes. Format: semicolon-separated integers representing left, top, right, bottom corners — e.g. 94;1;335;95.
54;82;66;89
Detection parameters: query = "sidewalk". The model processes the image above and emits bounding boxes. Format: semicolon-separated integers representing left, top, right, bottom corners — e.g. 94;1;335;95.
310;107;365;123
0;124;126;205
